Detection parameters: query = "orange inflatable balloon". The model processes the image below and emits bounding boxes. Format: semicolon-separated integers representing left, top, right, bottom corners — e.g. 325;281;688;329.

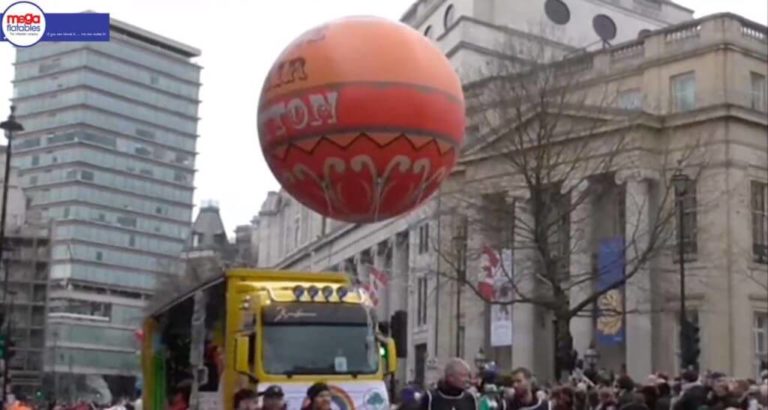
258;16;465;223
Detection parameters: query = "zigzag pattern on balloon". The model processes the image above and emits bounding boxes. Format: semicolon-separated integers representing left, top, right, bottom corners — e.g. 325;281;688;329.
271;133;455;223
268;132;457;161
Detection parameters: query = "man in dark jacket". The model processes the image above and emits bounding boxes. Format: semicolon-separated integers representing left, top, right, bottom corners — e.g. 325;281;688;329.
421;358;478;410
673;370;709;410
506;367;549;410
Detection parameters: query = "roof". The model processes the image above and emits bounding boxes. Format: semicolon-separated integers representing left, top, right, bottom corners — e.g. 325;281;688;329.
191;205;227;244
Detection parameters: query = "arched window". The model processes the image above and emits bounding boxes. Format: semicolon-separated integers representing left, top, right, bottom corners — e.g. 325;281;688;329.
443;4;456;30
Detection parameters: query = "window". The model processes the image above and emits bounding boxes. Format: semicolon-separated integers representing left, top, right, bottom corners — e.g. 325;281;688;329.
95;251;103;261
116;216;137;228
174;172;188;183
751;72;766;111
443;4;456;29
135;128;156;140
174;153;190;165
150;75;159;85
418;223;430;254
128;235;136;247
63;207;70;218
80;170;95;181
31;155;39;166
754;313;768;378
293;216;301;248
415;344;427;386
417;276;428;326
618;89;643;110
674;178;697;256
29;176;37;186
16;138;41;150
671;72;696;112
752;181;768;264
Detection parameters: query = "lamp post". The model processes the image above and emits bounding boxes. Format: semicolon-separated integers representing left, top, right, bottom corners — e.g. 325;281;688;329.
0;106;22;405
671;168;690;369
584;345;599;370
474;348;486;371
452;222;467;357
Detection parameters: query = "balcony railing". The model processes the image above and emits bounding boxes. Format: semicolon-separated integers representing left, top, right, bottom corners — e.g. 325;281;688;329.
665;24;701;43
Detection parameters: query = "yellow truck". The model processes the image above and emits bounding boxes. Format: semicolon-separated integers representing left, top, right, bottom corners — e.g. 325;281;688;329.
141;269;397;410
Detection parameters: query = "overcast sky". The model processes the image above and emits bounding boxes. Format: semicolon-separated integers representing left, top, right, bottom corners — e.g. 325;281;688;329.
0;0;765;235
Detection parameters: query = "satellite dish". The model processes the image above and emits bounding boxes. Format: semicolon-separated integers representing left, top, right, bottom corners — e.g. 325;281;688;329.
545;0;571;25
593;14;617;45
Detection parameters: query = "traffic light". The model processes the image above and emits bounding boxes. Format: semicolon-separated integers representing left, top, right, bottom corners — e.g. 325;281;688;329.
390;310;407;358
7;340;15;360
680;319;700;370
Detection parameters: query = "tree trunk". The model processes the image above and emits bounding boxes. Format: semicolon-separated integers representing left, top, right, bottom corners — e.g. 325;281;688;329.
554;313;575;382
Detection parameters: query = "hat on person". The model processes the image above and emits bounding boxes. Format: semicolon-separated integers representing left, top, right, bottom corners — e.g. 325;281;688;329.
306;382;331;402
260;385;285;399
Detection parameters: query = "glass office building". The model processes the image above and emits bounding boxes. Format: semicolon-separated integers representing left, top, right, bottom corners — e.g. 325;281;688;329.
10;19;201;394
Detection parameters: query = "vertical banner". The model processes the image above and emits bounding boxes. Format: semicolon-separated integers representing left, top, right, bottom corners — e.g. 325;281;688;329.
596;237;625;346
485;247;514;347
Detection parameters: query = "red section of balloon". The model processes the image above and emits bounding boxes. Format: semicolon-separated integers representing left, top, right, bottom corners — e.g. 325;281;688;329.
258;17;465;223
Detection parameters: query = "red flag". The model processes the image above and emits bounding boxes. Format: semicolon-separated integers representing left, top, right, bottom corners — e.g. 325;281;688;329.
478;246;499;301
371;267;389;288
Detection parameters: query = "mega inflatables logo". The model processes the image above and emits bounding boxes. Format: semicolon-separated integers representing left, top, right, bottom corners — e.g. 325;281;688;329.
0;1;109;46
2;1;46;47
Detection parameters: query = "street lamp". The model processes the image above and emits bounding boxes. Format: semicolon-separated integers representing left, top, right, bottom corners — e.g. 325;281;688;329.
0;106;22;405
452;222;467;357
474;348;487;371
584;345;599;370
671;168;691;369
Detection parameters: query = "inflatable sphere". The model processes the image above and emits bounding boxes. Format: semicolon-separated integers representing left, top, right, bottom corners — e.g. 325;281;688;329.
258;16;465;223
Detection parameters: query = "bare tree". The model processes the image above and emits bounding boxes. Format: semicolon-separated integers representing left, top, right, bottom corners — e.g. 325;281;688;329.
432;34;711;378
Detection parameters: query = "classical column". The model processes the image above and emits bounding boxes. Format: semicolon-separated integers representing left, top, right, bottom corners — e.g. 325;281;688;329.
390;234;409;313
464;203;487;365
373;244;388;317
616;169;657;380
563;180;594;357
508;191;536;371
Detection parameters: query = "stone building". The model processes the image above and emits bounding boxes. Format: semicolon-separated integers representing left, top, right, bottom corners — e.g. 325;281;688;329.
180;202;236;280
254;2;767;382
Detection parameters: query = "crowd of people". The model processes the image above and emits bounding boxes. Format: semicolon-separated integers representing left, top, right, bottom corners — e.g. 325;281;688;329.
398;358;764;410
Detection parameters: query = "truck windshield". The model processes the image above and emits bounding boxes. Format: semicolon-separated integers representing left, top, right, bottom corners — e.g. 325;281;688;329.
261;303;379;375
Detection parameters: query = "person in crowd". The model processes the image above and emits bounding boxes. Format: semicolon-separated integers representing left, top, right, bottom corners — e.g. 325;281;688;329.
595;387;618;410
615;375;637;408
419;358;477;410
301;382;333;410
551;386;575;410
507;367;548;410
655;377;673;410
234;388;259;410
260;385;287;410
673;370;708;410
